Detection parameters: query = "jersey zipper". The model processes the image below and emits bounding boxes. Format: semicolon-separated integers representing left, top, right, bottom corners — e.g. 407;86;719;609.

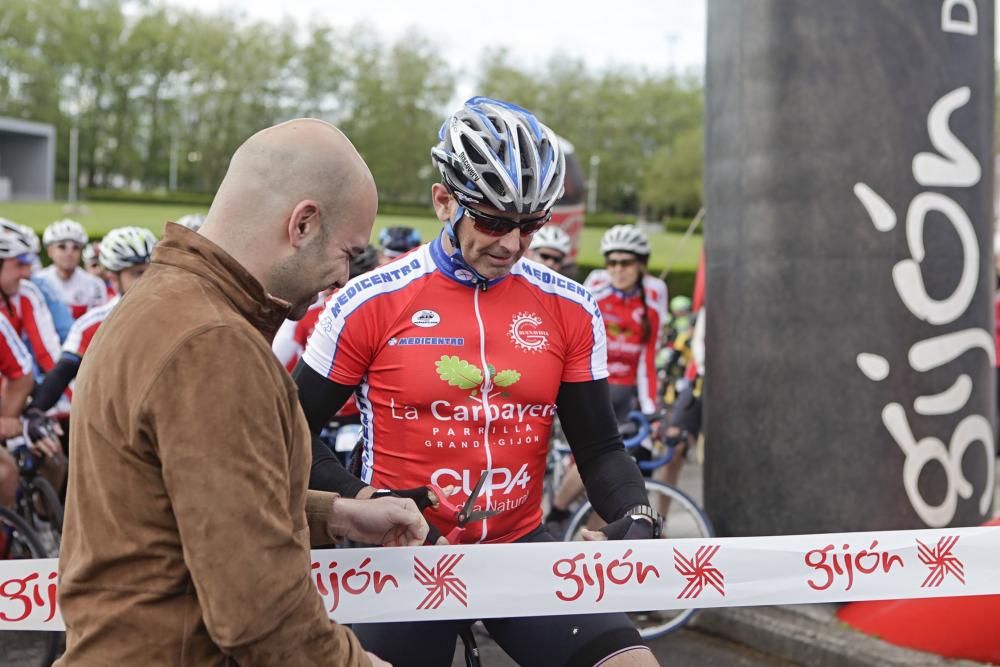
472;286;494;542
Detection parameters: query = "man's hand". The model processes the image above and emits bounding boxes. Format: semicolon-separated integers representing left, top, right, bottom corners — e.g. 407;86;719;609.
332;496;428;547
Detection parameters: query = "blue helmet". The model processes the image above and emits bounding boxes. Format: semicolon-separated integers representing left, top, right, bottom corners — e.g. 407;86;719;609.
378;226;421;258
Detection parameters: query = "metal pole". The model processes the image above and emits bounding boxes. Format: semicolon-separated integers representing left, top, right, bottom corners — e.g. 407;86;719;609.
169;130;178;191
587;154;600;213
68;126;78;204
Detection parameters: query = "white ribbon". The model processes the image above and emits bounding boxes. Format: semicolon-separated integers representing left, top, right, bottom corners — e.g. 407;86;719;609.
3;526;998;631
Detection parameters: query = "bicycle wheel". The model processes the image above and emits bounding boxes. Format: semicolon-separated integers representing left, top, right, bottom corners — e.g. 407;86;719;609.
562;480;714;640
0;506;64;666
23;478;63;557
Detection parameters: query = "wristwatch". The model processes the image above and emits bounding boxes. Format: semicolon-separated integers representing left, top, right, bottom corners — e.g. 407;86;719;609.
625;505;662;538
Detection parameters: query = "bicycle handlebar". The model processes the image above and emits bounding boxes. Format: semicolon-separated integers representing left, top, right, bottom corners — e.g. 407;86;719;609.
620;410;679;471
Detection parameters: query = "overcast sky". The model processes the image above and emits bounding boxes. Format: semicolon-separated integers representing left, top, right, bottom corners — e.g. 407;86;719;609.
168;0;708;78
166;0;999;84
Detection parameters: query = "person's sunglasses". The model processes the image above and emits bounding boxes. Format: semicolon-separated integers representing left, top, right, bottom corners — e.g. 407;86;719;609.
464;206;551;237
53;242;82;252
537;252;564;264
606;257;639;268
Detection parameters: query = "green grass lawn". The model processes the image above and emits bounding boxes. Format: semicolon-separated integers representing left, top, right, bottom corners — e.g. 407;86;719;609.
0;201;701;274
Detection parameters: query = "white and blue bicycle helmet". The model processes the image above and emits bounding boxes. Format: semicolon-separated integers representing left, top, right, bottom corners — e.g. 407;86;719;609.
432;96;566;216
99;226;157;272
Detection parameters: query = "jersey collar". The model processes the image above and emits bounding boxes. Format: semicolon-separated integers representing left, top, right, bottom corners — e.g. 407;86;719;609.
430;232;510;290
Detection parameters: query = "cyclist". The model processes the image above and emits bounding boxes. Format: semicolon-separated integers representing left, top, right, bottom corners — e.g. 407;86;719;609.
82;241;102;278
377;225;421;265
0;226;63;508
296;97;659;667
546;225;668;528
525;224;571;273
0;220;73;343
36;219;106;319
31;227;157;414
0;221;62;377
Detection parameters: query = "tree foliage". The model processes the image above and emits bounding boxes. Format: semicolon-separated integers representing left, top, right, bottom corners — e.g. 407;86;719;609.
0;0;704;215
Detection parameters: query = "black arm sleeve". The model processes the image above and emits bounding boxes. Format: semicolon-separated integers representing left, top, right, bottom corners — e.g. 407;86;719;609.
31;355;81;412
556;379;649;522
292;360;368;498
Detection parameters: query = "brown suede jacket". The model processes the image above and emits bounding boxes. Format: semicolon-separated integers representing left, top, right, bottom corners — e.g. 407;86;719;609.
56;223;370;666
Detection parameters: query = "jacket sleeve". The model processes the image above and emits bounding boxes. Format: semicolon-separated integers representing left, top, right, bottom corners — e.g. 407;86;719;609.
145;326;371;667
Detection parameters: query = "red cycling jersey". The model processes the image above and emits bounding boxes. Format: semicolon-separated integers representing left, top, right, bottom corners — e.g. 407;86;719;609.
273;295;360;418
62;295;119;359
0;280;62;374
303;236;607;544
0;308;34;381
584;270;667;414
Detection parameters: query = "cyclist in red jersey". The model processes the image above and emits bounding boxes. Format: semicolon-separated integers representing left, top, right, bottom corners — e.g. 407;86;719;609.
295;97;659;667
31;227;157;414
547;225;668;527
0;226;64;508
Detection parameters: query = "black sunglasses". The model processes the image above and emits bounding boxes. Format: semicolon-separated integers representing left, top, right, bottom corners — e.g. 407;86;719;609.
537;252;564;264
606;257;639;268
464;206;551;237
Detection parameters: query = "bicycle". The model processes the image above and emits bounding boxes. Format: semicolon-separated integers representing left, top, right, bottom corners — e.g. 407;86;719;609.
0;505;64;666
7;414;65;558
542;416;573;515
562;410;714;640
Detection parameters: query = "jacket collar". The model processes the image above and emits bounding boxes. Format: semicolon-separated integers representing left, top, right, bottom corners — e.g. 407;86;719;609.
152;223;292;340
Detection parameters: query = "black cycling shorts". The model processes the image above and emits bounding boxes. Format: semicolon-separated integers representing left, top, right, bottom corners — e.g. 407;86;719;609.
351;527;647;667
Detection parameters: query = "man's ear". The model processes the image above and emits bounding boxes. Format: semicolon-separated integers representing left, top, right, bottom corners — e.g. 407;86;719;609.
430;184;455;224
288;200;320;248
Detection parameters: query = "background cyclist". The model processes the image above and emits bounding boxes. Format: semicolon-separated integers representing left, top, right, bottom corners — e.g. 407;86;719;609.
524;224;571;275
0;225;63;509
376;225;421;265
36;219;107;320
547;225;668;527
296;96;660;667
31;227;158;415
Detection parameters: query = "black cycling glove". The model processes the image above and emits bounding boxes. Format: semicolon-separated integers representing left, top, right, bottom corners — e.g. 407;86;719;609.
600;505;661;540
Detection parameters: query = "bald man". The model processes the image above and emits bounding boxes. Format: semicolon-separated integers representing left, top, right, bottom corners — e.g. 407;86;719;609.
56;120;414;667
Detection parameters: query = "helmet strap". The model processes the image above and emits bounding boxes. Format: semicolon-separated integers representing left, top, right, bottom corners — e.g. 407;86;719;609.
442;205;490;287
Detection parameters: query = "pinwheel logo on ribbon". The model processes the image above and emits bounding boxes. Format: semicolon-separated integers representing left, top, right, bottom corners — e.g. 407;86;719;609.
917;536;964;588
415;554;468;610
674;545;725;599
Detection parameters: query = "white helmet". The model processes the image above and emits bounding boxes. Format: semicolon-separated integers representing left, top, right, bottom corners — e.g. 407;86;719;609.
601;224;650;258
176;214;206;232
19;225;41;255
529;225;571;256
82;241;101;267
43;219;88;247
99;226;157;272
431;96;566;215
0;219;35;259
